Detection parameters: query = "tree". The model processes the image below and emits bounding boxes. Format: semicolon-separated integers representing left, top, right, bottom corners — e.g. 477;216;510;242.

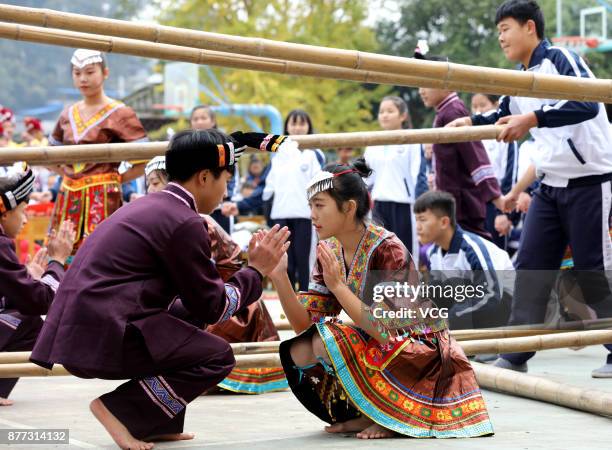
376;0;612;129
156;0;390;134
0;0;151;112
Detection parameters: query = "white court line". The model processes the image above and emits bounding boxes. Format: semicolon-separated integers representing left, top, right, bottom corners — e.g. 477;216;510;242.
0;416;97;448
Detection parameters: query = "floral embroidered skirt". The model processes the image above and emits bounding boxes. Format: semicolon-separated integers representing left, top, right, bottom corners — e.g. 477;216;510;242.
50;174;122;253
209;301;288;394
279;322;494;438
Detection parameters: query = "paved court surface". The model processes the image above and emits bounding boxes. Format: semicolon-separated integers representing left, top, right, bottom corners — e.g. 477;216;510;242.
2;344;611;449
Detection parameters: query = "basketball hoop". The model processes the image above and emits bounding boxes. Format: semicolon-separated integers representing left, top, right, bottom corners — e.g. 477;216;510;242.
552;36;600;55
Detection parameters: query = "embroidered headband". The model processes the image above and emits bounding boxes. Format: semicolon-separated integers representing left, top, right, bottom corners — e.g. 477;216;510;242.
215;140;244;168
145;156;166;177
306;168;359;200
0;165;35;214
24;117;42;133
71;49;105;69
0;107;14;124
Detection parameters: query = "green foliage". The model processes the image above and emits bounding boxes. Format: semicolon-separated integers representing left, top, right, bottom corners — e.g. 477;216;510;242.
0;0;150;111
376;0;612;129
157;0;390;133
0;0;609;133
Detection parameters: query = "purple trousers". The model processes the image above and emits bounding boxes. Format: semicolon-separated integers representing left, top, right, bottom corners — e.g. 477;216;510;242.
65;323;234;439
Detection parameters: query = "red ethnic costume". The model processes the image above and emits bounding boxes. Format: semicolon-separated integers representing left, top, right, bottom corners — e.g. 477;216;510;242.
278;170;494;438
48;101;147;251
48;49;147;253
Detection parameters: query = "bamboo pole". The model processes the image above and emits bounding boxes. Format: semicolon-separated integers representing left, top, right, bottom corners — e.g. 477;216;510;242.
0;352;31;364
0;342;283;365
0;126;503;165
460;330;612;356
0;329;566;365
0;363;70;377
0;5;610;102
3;360;611;418
0;22;597;103
452;328;564;341
0;354;282;376
273;320;565;339
230;341;280;355
234;353;282;369
0;23;571;103
3;329;611;371
472;362;612;417
0;342;281;365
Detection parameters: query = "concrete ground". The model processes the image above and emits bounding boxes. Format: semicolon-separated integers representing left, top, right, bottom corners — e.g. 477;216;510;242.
1;345;611;449
3;302;612;448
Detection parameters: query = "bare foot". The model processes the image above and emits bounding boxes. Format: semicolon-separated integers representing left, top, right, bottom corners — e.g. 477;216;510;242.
325;416;373;433
146;433;195;442
90;398;154;450
0;397;14;406
356;423;396;439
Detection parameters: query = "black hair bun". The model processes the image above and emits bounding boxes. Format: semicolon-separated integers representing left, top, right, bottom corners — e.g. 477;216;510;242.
351;157;372;178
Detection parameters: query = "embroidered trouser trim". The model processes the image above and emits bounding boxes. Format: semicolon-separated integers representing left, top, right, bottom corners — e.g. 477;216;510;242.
65;326;235;439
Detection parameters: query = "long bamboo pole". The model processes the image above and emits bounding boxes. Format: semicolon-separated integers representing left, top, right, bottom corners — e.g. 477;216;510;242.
460;330;612;356
0;356;281;376
273;319;568;339
0;23;574;103
0;126;503;165
0;352;30;364
0;363;70;377
3;330;610;370
0;342;281;365
472;362;612;417
230;341;280;355
0;5;610;102
234;353;281;369
0;22;601;103
0;330;556;365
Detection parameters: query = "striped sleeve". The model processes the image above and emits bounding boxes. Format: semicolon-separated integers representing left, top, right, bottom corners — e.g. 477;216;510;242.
457;234;502;316
472;96;512;125
534;48;599;128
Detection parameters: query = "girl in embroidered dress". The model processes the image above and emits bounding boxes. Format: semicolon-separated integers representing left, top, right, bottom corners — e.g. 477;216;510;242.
269;158;494;439
48;49;148;253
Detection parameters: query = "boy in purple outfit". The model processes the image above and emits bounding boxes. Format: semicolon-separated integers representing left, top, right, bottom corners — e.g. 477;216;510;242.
419;87;503;238
0;167;74;405
31;130;291;449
